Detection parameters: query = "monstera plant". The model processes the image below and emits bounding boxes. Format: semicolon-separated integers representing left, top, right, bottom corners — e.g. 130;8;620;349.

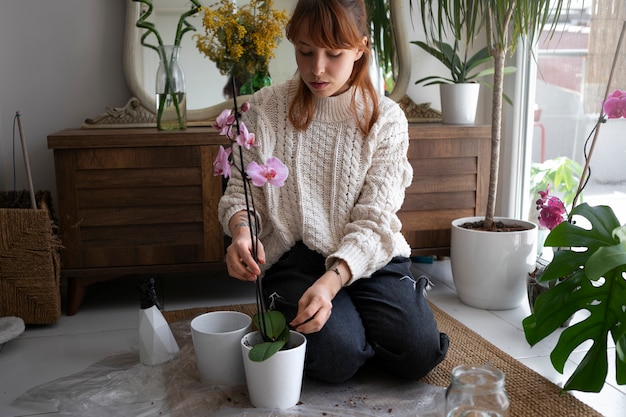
523;202;626;392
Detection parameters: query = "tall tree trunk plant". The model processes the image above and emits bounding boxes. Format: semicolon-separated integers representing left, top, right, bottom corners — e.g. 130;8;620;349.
413;0;572;230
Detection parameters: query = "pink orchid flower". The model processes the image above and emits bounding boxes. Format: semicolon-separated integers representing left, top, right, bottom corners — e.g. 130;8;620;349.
213;145;232;178
536;185;567;230
214;109;236;138
246;157;288;187
603;89;626;119
236;122;257;149
536;184;551;206
211;102;288;188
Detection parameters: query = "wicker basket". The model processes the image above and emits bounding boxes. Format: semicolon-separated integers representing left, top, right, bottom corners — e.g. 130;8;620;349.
0;191;62;324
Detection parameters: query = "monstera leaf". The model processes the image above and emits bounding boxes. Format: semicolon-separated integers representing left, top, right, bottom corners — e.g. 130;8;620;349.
523;203;626;392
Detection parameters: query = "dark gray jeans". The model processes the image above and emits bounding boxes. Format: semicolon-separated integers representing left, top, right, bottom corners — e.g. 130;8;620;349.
261;241;449;383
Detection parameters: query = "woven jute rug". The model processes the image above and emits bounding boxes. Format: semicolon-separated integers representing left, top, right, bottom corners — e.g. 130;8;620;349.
163;302;601;417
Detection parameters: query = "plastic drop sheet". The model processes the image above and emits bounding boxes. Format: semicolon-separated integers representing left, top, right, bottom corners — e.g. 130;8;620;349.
14;320;446;417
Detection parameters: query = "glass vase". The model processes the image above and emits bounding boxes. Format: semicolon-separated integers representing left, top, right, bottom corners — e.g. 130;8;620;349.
155;45;187;130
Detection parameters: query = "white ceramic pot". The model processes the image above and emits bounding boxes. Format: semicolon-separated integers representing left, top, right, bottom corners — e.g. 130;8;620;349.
450;217;538;310
440;83;480;124
241;330;307;409
191;311;252;385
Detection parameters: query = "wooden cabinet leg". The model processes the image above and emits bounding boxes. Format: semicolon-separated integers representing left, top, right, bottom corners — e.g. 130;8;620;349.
66;277;86;316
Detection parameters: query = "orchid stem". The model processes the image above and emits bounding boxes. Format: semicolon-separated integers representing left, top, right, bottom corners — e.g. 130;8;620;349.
230;76;268;341
572;21;626;208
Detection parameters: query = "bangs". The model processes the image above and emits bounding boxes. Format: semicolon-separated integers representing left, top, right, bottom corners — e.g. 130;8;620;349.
286;0;365;49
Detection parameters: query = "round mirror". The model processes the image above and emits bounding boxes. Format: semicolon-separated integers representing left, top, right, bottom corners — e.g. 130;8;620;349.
123;0;410;124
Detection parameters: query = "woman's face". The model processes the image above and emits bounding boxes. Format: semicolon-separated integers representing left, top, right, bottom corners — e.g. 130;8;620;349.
293;23;366;98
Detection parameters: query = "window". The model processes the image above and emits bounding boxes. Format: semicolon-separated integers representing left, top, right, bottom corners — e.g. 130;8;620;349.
525;0;626;226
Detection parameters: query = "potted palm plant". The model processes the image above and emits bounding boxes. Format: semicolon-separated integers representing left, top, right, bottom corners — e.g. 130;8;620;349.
412;0;514;124
411;0;573;309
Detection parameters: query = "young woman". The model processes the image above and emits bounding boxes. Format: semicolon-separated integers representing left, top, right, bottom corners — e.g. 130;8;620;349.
218;0;449;384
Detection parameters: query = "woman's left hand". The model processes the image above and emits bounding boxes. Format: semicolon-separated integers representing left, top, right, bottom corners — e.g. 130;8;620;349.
289;270;343;333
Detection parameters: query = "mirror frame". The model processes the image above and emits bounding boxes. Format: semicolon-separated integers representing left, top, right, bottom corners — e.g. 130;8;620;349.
88;0;411;127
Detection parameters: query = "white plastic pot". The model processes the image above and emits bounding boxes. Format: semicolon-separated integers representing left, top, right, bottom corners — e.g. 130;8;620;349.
190;311;252;385
440;83;480;124
241;330;306;409
451;217;537;310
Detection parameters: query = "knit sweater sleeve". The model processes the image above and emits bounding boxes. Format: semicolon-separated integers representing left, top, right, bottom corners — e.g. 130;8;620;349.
328;99;413;283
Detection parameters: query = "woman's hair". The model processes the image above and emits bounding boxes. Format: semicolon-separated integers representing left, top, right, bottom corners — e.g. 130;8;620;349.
286;0;379;136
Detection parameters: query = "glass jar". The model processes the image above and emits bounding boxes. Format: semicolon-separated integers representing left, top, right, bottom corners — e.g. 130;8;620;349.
445;364;510;417
155;45;187;130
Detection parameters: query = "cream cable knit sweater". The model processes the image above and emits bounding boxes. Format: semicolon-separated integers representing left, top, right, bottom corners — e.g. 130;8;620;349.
218;80;413;285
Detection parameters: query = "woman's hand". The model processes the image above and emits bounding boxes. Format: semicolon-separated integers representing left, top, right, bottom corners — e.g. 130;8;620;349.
289;262;348;333
226;211;265;281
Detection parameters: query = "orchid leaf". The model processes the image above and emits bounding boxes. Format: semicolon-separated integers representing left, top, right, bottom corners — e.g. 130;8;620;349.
523;203;626;392
253;310;287;341
248;318;289;362
248;339;287;362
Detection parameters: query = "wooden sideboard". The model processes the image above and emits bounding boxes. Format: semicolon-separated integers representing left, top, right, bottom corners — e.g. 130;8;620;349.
48;128;230;314
48;124;489;314
399;124;490;257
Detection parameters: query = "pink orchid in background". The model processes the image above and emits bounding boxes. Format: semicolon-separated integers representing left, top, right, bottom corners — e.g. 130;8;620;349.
213;145;232;178
236;122;257;149
214;109;236;137
603;89;626;119
212;104;288;191
536;185;567;230
246;157;288;187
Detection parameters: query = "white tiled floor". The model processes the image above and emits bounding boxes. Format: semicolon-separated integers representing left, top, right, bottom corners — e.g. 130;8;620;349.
1;261;624;416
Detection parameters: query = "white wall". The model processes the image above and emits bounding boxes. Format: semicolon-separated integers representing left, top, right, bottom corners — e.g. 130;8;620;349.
0;0;489;206
0;0;129;202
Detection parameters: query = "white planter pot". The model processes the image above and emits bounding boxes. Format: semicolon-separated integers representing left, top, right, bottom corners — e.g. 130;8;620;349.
440;83;480;124
450;217;538;310
241;330;307;409
190;311;252;385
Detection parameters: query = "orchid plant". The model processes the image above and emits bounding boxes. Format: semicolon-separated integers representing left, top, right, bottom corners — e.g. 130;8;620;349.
523;88;626;393
213;85;289;361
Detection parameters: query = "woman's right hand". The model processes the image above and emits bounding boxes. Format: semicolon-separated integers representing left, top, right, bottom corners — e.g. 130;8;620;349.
226;211;265;281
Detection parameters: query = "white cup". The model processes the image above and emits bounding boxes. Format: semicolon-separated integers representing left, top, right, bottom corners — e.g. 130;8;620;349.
191;311;252;385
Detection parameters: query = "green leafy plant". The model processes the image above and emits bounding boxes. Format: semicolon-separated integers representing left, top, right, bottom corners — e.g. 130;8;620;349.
411;41;516;106
411;41;491;85
248;310;290;361
530;157;584;212
364;0;395;92
524;83;626;392
411;0;572;230
523;203;626;392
